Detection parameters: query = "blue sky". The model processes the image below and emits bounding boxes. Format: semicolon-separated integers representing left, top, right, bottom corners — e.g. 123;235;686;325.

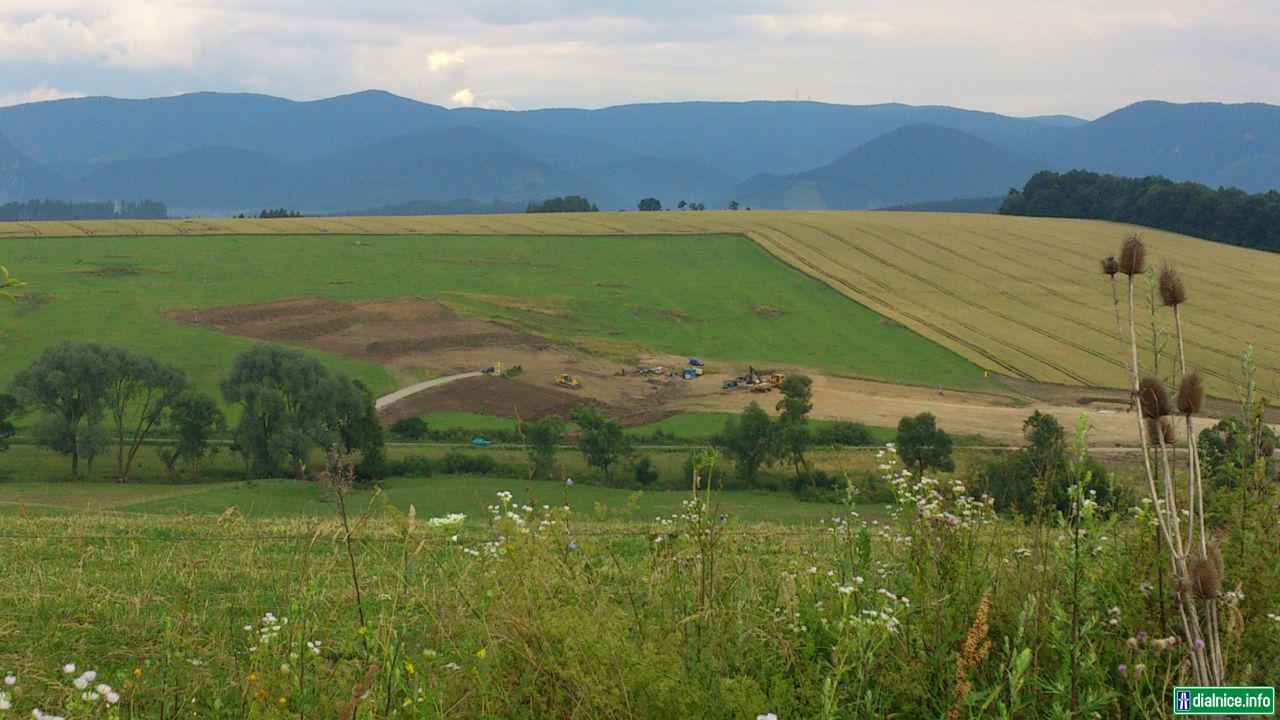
2;0;1277;117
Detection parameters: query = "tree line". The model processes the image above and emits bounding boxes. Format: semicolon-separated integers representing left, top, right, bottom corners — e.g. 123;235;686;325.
0;342;384;481
0;199;167;222
526;196;598;213
999;170;1280;252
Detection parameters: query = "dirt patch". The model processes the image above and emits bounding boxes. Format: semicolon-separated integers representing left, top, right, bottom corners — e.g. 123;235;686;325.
170;297;548;365
378;375;592;424
71;264;166;277
748;304;788;317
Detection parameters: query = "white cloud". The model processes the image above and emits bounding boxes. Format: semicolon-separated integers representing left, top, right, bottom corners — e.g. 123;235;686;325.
0;0;1277;116
0;83;84;108
427;50;464;71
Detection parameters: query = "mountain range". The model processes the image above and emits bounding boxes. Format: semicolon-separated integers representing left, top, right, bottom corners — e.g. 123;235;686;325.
0;91;1278;215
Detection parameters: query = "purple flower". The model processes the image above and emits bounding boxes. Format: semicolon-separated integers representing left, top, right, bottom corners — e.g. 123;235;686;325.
567;541;577;551
1118;663;1128;677
1193;637;1205;651
565;477;574;486
1137;630;1148;643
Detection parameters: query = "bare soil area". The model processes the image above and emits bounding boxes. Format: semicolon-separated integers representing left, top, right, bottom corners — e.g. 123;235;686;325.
174;297;1230;444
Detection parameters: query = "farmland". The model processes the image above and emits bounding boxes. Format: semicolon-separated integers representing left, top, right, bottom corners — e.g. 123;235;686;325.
0;230;981;413
3;210;1275;398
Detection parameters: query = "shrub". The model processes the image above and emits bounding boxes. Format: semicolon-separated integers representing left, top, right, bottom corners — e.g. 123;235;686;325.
814;421;876;446
437;452;496;476
389;417;429;442
633;456;659;487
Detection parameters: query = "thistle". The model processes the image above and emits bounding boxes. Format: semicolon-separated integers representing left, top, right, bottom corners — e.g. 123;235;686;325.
1188;544;1223;600
1177;373;1205;415
1119;235;1146;276
1138;375;1171;419
1159;265;1187;307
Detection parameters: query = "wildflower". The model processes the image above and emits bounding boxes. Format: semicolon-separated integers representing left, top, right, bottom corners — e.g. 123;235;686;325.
567;540;577;551
405;661;415;676
0;693;9;711
758;714;779;720
106;691;119;704
133;668;141;677
3;675;14;686
426;513;466;528
1138;582;1153;595
475;648;487;660
565;477;573;486
61;664;75;675
278;697;288;707
1118;663;1128;677
1137;630;1148;642
1133;663;1147;677
1193;637;1205;651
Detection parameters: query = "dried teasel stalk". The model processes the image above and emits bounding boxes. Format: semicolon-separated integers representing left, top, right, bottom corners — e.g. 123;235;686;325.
1119;235;1147;276
1101;256;1120;277
1138;375;1171;419
1159;264;1187;307
1147;416;1178;446
1188;544;1223;600
1177;373;1205;415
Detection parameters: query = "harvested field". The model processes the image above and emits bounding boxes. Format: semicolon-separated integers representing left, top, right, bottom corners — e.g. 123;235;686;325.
377;374;588;424
12;211;1274;396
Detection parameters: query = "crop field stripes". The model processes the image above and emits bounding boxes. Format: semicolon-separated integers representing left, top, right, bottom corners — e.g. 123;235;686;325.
4;211;1277;394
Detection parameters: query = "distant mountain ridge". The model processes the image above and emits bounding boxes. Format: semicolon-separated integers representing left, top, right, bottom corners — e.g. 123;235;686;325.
0;92;1278;214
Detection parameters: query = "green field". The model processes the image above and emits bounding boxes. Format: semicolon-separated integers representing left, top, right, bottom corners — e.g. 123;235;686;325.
0;232;983;407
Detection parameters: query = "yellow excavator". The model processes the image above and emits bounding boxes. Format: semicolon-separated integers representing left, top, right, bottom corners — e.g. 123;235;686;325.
555;373;582;389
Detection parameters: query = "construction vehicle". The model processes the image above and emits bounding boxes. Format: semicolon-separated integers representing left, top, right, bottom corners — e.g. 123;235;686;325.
722;379;739;389
688;357;704;367
555;373;582;389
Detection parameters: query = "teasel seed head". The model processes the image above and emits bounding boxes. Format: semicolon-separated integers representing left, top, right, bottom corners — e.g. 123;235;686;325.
1147;416;1177;446
1176;373;1205;415
1188;544;1223;600
1101;256;1120;277
1260;437;1276;459
1119;235;1147;276
1138;375;1171;419
1158;265;1187;306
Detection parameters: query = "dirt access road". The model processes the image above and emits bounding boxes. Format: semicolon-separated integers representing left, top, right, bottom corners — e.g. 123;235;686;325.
375;371;482;410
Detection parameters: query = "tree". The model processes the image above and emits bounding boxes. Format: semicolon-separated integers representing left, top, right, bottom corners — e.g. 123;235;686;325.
719;402;775;485
526;196;598;213
896;412;954;477
775;374;813;481
728;200;740;210
571;406;631;481
637;197;662;212
633;456;659;486
221;345;383;478
677;200;687;210
157;390;226;476
523;414;564;479
10;341;111;477
0;394;17;452
102;347;188;480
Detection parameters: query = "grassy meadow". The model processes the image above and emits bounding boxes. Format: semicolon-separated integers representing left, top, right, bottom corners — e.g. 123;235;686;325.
0;442;1276;719
3;211;1276;395
0;231;982;409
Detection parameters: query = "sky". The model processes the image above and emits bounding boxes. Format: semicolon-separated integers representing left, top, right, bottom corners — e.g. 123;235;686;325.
1;0;1278;118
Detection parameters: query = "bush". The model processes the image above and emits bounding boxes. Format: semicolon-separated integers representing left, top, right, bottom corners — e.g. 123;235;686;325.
385;454;435;478
437;452;496;476
633;457;659;487
390;417;429;442
813;421;876;446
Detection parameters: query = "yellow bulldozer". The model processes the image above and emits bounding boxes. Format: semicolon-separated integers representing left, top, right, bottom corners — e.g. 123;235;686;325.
555;373;582;389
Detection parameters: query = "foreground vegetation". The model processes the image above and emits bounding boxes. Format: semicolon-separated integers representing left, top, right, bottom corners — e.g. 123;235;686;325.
0;437;1275;719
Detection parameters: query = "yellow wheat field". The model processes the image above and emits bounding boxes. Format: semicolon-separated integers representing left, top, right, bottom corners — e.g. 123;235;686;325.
2;211;1275;396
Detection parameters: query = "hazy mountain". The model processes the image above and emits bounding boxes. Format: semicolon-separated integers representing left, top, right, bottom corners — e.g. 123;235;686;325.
736;125;1041;210
1;91;1278;214
0;136;66;203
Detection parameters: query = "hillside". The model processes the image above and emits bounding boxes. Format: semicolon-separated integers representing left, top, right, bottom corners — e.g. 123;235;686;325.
735;125;1040;209
2;92;1279;213
2;211;1275;399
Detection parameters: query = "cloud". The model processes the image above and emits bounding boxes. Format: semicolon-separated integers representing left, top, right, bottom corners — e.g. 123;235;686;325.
0;83;84;108
0;1;1277;117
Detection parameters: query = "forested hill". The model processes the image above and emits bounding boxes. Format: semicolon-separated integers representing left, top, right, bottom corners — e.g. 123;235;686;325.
999;170;1280;252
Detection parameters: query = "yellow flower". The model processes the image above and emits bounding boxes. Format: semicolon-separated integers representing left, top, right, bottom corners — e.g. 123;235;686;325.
358;626;368;635
132;668;142;677
475;648;486;660
405;661;415;676
248;673;257;683
278;696;288;706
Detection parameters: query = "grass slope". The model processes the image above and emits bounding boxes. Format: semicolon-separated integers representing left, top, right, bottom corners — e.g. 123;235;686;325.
0;232;981;404
4;211;1270;395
